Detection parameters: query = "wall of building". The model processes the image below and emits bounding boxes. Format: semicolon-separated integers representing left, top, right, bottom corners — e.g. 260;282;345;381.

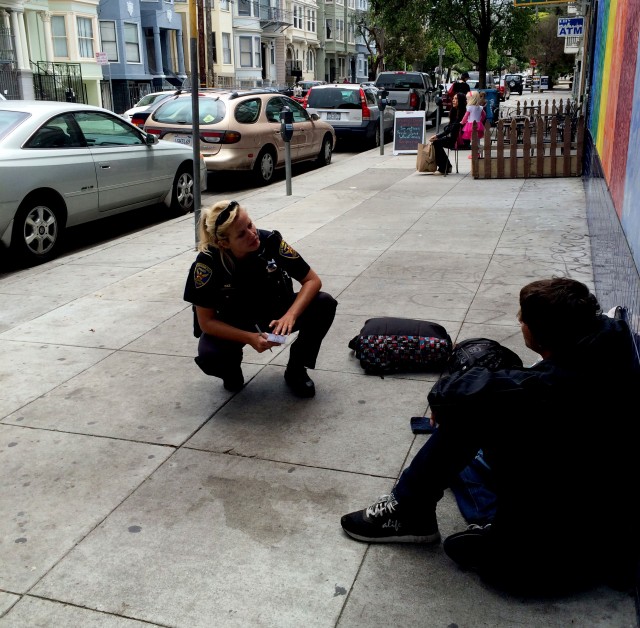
583;0;640;361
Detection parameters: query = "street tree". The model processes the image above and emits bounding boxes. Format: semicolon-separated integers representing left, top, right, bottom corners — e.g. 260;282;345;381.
370;0;534;87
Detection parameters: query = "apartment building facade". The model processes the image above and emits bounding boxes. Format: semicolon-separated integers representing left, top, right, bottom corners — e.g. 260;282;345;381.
0;0;371;111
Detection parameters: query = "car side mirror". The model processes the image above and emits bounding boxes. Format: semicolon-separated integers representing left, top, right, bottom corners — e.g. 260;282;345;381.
145;133;159;145
310;113;320;121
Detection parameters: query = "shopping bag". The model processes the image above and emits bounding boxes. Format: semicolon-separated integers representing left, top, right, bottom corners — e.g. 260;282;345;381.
416;142;437;173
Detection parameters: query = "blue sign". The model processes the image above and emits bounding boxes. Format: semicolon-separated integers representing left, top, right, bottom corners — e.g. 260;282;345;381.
557;17;584;37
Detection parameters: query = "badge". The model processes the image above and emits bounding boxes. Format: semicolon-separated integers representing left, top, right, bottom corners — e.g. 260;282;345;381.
194;262;212;288
279;241;299;259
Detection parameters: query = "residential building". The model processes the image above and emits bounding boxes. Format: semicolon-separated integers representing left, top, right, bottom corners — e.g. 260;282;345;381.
98;0;186;112
285;0;319;84
319;0;356;83
0;1;103;104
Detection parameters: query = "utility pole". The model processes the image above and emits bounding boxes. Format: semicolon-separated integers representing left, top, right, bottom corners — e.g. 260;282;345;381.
189;0;201;243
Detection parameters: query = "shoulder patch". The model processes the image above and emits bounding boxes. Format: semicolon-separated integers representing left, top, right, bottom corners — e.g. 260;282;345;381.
194;262;213;288
279;240;300;259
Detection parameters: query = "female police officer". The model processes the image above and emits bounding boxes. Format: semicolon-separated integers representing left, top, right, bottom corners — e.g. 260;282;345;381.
184;200;337;397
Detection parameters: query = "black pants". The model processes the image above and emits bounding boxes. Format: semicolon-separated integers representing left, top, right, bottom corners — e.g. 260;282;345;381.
431;137;456;173
195;291;337;378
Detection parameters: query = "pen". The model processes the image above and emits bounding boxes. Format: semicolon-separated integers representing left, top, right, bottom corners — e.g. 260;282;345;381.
255;324;273;352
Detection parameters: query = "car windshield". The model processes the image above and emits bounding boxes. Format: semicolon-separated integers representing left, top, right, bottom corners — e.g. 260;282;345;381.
307;89;361;109
153;97;226;125
0;110;29;140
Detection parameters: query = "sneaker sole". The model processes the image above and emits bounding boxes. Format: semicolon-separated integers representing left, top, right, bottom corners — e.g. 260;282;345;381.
343;529;441;544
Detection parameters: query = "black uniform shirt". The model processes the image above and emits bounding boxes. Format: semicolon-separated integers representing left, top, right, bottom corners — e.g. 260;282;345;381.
183;229;310;330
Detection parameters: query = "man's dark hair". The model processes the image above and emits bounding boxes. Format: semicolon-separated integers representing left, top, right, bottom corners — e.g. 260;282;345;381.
519;278;600;353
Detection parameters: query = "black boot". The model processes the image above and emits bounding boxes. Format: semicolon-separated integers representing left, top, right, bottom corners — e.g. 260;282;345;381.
284;366;315;398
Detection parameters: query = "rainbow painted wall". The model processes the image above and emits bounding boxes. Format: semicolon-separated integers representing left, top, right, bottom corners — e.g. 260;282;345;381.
587;0;640;270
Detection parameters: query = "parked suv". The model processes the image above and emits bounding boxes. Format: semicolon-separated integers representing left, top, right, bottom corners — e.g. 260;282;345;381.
504;74;524;95
304;83;395;148
144;89;335;185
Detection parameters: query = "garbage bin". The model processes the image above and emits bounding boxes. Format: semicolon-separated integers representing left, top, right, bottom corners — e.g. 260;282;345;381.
479;88;499;125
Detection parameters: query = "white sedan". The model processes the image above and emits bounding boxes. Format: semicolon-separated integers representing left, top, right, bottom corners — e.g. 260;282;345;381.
0;100;206;265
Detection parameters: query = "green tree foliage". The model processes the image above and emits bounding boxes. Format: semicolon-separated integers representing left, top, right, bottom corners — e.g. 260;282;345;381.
523;11;575;82
370;0;535;87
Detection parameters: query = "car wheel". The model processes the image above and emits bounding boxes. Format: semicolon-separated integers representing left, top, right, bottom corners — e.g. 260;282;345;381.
253;148;276;185
11;195;64;264
316;134;333;166
170;165;195;214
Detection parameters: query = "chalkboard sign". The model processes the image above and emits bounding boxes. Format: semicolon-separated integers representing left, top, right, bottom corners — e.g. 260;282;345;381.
392;111;426;154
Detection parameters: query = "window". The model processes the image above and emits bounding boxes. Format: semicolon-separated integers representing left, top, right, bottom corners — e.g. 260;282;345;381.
306;49;314;72
357;0;367;8
336;0;343;6
234;99;261;124
336;19;344;42
348;21;354;43
348;0;355;7
293;5;303;29
99;21;118;62
239;36;252;67
326;19;332;39
222;33;231;64
74;111;145;147
211;32;217;63
238;0;251;16
123;22;141;63
52;16;68;58
77;17;95;58
219;0;229;8
270;44;275;64
306;9;316;32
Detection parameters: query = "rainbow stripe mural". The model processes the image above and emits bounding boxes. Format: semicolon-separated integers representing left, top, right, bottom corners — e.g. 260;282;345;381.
588;0;640;269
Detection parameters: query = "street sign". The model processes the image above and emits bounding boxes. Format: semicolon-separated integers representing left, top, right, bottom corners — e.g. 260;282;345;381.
95;52;109;65
530;58;537;67
557;16;584;37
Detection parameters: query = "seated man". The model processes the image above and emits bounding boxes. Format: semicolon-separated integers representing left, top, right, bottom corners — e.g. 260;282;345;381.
341;278;639;594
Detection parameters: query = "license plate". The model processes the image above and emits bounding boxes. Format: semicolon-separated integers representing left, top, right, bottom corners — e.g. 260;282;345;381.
327;112;341;121
174;135;192;145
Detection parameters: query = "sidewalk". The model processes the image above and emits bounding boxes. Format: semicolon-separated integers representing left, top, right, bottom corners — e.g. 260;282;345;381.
0;143;636;627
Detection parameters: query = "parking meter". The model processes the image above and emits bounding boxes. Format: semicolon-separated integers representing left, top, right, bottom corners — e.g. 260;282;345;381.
378;89;389;111
280;107;293;195
280;107;294;142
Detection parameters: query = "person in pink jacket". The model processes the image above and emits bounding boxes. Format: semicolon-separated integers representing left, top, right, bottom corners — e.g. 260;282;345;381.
460;91;487;146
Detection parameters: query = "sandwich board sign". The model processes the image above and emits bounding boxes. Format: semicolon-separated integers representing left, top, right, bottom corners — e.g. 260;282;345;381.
557;17;584;36
392;111;426;155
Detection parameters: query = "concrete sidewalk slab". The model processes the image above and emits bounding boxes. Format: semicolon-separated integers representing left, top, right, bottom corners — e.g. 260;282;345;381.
0;146;636;626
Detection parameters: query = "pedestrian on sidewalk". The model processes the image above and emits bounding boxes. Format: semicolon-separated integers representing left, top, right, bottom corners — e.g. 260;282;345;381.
428;92;466;174
184;200;337;397
341;278;639;595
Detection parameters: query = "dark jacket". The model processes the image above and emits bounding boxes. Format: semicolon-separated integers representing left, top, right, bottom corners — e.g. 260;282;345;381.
183;229;310;333
429;315;639;591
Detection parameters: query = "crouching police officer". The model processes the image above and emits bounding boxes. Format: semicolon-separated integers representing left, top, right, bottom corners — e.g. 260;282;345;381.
184;200;337;397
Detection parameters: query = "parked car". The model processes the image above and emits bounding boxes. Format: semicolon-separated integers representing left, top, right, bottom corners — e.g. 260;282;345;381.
143;89;335;185
373;71;438;121
0;100;206;265
122;90;178;122
304;83;395;148
504;74;524;95
466;71;496;89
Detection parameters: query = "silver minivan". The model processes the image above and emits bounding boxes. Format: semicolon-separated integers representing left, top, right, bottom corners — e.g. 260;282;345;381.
305;83;395;148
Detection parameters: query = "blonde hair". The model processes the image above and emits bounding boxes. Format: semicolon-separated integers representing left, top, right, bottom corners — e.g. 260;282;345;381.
467;91;481;106
197;200;243;271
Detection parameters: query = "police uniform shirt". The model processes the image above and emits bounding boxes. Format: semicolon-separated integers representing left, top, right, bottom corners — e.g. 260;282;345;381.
183;229;310;330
